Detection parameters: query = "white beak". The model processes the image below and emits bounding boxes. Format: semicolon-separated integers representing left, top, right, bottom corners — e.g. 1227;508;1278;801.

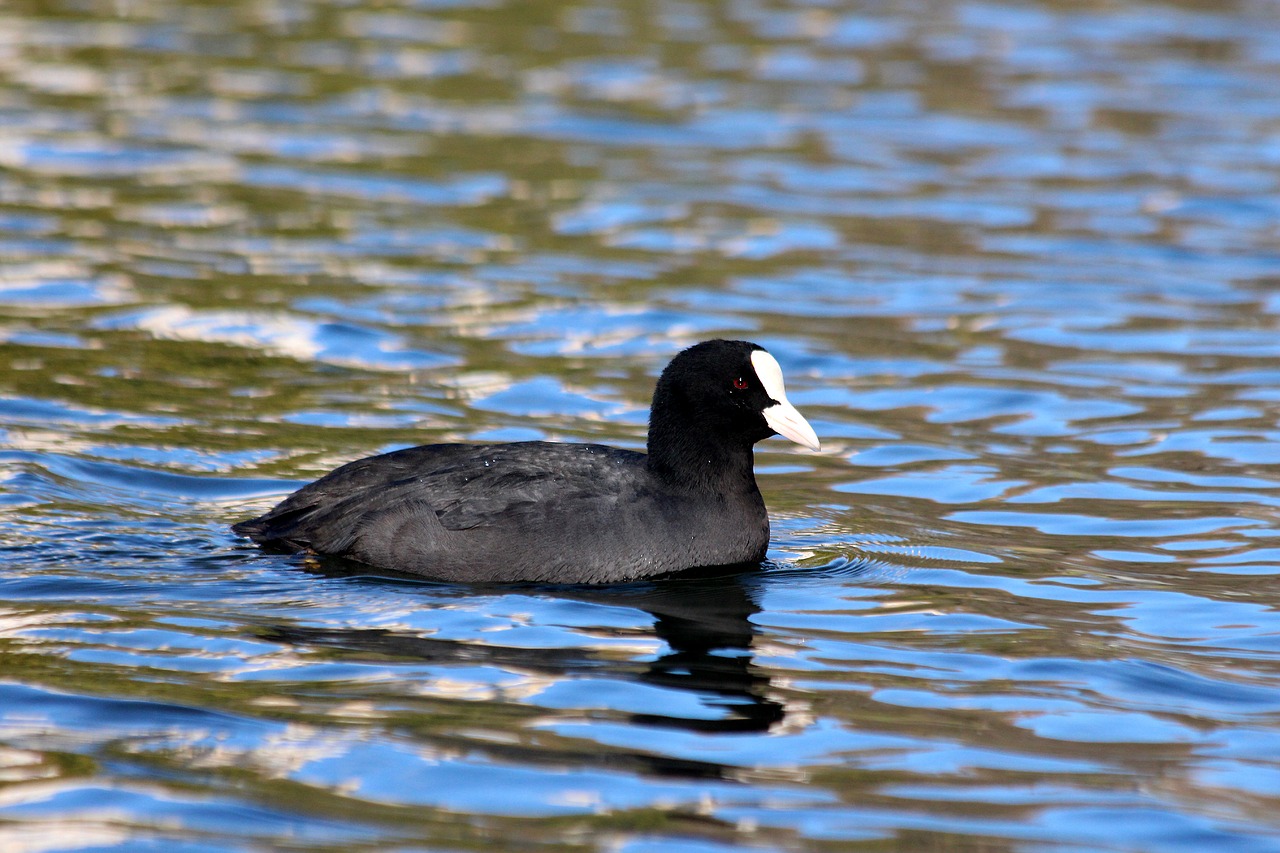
763;400;821;451
751;350;821;451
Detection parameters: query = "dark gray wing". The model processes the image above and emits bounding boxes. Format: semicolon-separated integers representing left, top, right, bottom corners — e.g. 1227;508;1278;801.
232;441;645;549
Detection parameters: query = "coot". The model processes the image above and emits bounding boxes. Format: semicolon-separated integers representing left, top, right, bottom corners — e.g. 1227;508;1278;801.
232;339;820;584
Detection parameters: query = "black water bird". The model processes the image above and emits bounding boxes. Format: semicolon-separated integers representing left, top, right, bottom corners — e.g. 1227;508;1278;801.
232;339;820;584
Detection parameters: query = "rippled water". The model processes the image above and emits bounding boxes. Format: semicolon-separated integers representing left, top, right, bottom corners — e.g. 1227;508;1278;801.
4;0;1280;849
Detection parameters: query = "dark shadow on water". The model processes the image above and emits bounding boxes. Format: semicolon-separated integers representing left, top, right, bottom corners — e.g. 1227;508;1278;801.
263;556;786;763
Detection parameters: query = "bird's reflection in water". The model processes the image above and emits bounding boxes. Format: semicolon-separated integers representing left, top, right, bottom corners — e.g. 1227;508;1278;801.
265;558;787;778
589;564;786;734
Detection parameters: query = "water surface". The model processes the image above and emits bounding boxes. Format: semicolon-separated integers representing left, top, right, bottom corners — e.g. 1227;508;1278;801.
3;0;1280;850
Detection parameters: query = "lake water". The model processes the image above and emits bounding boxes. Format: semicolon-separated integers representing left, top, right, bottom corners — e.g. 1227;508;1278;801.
3;0;1280;850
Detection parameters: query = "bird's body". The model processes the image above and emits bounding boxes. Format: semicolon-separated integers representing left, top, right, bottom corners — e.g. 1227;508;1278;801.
233;340;819;584
234;440;768;583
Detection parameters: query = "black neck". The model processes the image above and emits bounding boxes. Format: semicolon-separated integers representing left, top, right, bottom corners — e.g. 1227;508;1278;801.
646;404;759;493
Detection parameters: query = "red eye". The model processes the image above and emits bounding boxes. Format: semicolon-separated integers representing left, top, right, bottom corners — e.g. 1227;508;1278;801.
733;377;748;390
